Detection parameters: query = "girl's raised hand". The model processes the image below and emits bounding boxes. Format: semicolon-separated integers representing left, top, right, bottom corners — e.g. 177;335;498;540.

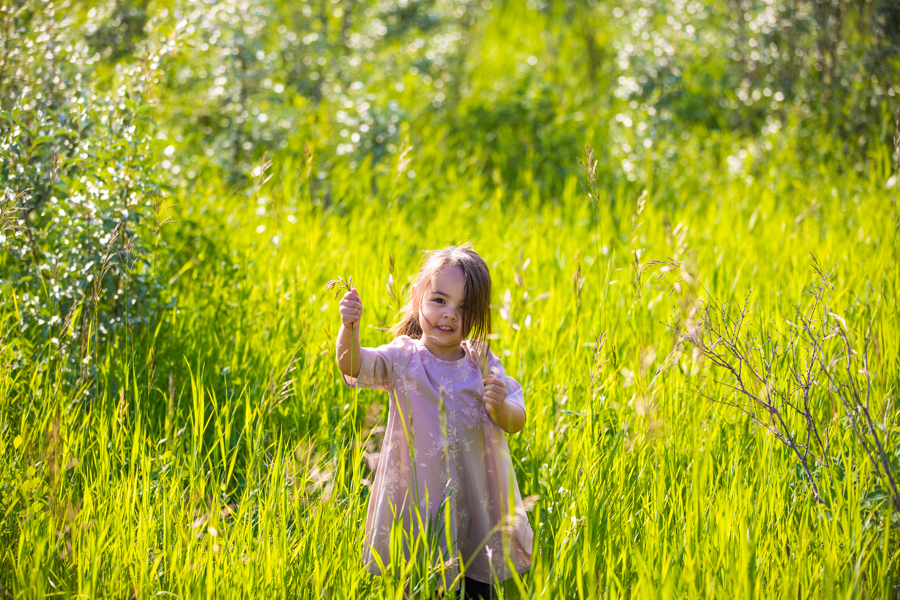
482;371;508;421
339;287;363;329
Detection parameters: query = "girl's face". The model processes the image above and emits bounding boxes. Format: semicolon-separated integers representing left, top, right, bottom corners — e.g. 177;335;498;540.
419;265;468;361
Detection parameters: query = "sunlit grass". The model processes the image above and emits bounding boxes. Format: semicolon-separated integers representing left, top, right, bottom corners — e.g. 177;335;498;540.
1;125;898;598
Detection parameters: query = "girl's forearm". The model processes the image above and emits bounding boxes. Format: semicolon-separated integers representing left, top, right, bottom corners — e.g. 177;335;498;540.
496;402;526;434
336;324;362;378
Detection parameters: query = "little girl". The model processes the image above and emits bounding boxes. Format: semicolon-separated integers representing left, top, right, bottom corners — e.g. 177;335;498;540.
335;243;533;599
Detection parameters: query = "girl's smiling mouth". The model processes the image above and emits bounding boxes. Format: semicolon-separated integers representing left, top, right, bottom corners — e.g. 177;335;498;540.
436;325;453;332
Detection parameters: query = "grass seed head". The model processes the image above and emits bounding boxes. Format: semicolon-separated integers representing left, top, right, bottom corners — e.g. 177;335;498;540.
324;275;353;298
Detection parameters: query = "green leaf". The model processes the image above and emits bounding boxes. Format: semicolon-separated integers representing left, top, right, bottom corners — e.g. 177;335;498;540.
861;489;891;509
30;135;56;148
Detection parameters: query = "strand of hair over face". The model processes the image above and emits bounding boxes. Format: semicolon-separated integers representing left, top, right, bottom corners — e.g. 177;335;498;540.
389;243;492;351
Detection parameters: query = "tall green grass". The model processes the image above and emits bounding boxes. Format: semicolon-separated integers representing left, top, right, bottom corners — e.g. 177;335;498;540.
1;124;898;598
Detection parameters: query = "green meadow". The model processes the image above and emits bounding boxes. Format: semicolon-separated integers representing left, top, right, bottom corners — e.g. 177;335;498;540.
2;0;899;597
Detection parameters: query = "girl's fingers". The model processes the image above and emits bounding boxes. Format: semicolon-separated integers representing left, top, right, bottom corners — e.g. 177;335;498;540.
484;390;505;404
483;376;507;408
484;382;507;395
342;292;361;308
341;306;361;324
339;290;361;327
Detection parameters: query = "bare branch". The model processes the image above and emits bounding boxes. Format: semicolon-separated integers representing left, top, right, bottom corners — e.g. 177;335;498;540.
676;262;897;511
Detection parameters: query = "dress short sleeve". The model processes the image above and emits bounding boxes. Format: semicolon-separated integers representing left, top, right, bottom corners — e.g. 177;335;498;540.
341;336;407;391
484;347;526;414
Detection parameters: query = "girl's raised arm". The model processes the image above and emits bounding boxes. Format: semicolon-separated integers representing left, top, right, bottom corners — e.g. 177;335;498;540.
336;287;363;378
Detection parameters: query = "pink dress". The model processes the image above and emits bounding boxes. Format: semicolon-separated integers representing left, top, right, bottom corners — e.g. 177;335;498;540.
343;335;533;585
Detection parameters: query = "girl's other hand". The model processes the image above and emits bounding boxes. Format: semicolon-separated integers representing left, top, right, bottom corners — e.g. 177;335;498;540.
482;373;507;420
340;287;362;328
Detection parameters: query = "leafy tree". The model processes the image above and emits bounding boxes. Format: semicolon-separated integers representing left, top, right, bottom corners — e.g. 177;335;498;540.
0;1;170;386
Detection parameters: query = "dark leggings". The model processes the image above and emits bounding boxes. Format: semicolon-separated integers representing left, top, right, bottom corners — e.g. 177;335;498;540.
459;576;494;600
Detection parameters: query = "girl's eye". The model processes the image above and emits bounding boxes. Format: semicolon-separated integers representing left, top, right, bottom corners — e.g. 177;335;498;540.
434;298;444;304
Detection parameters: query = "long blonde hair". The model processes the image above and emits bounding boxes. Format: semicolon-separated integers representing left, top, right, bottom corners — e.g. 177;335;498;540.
389;243;492;349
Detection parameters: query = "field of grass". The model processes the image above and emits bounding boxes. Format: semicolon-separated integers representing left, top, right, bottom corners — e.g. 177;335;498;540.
2;112;898;598
2;0;900;596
